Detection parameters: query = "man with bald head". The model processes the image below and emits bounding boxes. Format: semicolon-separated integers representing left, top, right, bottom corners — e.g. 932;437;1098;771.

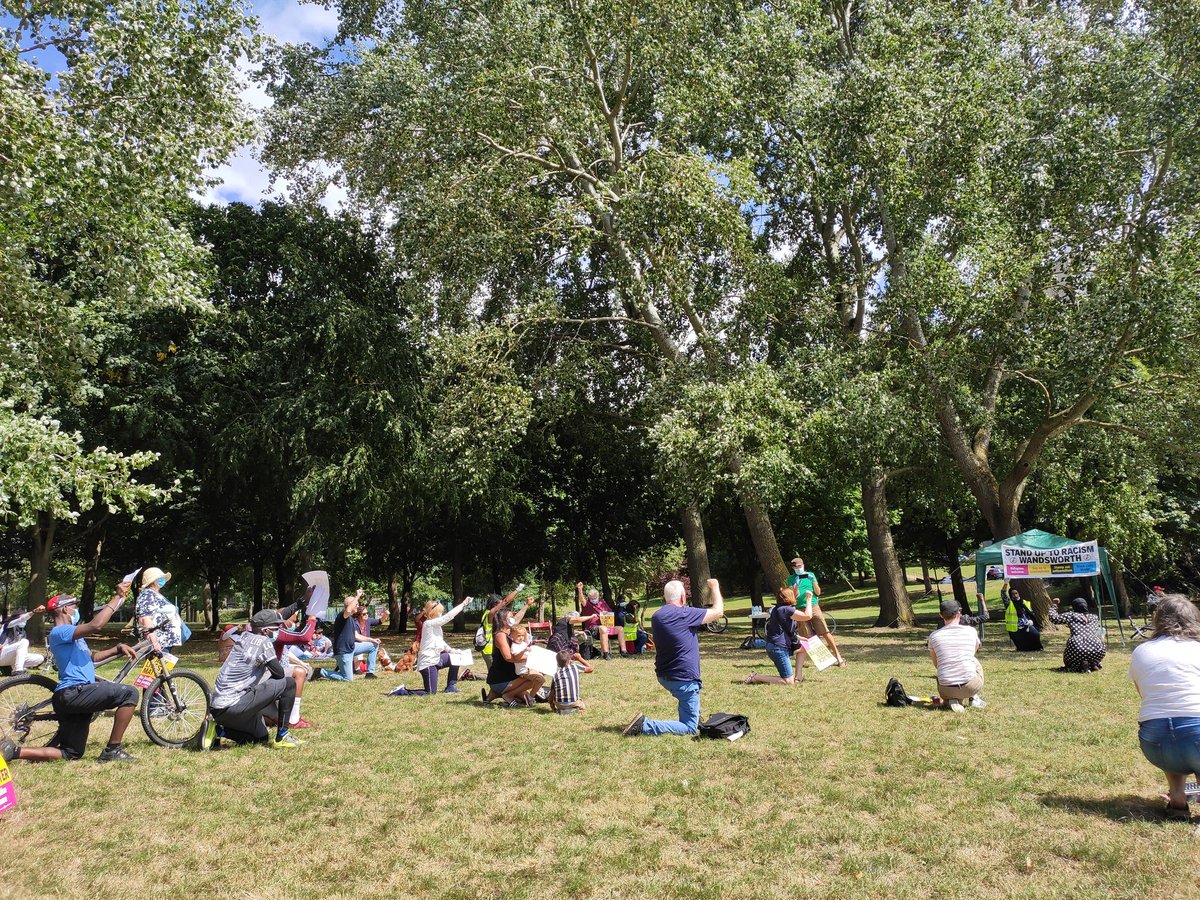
624;578;724;737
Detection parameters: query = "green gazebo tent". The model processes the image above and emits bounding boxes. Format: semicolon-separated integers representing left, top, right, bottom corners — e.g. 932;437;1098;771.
971;528;1124;644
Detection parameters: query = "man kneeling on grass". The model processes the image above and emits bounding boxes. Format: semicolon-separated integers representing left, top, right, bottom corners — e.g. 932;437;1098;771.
205;609;302;749
2;588;139;764
624;578;724;737
928;599;987;712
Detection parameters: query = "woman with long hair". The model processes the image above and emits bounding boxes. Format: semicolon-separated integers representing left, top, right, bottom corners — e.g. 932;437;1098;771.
1128;595;1200;820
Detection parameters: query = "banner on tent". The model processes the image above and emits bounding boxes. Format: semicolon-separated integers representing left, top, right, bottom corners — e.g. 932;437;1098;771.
1001;541;1099;578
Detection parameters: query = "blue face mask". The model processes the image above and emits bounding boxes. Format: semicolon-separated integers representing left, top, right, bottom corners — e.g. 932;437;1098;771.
70;609;81;626
156;577;167;589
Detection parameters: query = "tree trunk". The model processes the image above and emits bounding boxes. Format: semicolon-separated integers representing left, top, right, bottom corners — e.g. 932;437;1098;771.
1112;565;1132;619
862;473;914;627
751;570;765;607
399;570;415;634
387;572;401;633
597;548;613;604
921;560;932;593
679;501;711;607
272;548;295;609
252;558;265;615
451;535;465;632
80;528;106;619
26;512;56;643
207;575;223;632
741;500;788;592
202;581;213;630
945;540;968;611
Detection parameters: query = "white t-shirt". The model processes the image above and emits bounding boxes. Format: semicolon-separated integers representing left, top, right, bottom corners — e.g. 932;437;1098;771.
1127;637;1200;721
928;623;981;686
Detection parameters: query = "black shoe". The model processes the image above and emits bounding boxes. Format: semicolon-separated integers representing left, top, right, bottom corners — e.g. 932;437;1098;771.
622;713;646;736
1;737;17;763
480;688;491;703
365;672;378;679
98;744;136;762
603;652;613;661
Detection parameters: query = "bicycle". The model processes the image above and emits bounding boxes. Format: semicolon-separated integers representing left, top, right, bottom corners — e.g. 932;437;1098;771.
0;626;211;751
703;615;729;634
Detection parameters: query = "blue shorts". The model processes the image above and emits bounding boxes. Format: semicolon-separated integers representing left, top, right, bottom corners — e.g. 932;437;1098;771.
488;680;512;696
1139;717;1200;775
765;644;793;679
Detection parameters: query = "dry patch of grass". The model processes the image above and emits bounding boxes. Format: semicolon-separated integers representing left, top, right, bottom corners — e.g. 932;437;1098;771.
1;619;1198;899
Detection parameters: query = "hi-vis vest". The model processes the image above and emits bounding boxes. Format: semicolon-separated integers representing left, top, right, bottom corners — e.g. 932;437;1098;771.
483;616;494;654
1004;596;1020;633
623;618;638;644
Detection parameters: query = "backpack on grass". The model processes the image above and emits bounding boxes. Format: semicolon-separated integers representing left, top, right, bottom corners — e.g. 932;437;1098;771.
885;677;912;707
697;712;750;741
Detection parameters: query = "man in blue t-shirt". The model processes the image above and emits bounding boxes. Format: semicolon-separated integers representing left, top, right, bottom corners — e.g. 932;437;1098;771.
623;578;725;737
1;588;139;764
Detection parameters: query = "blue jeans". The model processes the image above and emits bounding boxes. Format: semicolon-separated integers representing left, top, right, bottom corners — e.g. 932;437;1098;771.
353;641;379;673
1139;717;1200;775
322;652;356;681
643;678;701;736
765;645;793;678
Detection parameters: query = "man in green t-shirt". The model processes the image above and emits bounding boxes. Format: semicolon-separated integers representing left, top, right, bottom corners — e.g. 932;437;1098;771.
786;556;845;667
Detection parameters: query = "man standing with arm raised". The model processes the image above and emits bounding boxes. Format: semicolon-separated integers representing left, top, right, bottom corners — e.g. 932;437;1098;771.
788;557;846;668
623;578;724;737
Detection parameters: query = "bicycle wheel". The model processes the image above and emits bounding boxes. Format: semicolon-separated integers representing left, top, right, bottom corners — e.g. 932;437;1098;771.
141;669;211;749
0;673;59;748
705;615;728;635
825;615;837;634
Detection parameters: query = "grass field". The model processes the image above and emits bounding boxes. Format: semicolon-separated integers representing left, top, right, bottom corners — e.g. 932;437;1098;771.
2;587;1198;899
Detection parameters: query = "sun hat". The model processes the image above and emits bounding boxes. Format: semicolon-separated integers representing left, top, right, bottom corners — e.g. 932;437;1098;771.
139;567;171;589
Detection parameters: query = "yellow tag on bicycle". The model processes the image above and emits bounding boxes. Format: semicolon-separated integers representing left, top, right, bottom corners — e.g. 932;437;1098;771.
0;755;16;816
133;653;178;689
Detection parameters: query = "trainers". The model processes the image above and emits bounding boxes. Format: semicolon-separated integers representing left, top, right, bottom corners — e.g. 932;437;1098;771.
603;652;613;661
292;718;314;729
98;743;136;762
969;696;988;709
269;733;303;750
1;737;17;763
948;700;965;713
444;686;461;694
622;713;646;737
199;715;218;751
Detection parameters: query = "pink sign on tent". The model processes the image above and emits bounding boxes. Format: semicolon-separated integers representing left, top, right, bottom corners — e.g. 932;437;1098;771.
0;757;16;816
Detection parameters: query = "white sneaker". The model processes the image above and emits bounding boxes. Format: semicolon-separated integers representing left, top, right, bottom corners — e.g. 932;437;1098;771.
969;696;988;709
948;700;965;713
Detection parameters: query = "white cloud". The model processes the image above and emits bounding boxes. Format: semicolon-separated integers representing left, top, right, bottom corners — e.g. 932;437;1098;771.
201;0;342;210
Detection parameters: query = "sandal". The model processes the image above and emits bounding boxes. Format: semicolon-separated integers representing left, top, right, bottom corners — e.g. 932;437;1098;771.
1165;804;1191;821
741;673;757;685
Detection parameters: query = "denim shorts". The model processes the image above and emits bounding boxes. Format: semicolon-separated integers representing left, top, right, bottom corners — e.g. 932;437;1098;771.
1139;716;1200;776
765;644;793;679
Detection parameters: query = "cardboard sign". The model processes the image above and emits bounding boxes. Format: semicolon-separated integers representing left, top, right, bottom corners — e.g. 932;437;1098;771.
302;570;331;619
801;636;838;671
1002;541;1099;579
599;612;615;628
133;652;177;689
0;756;16;815
448;649;474;668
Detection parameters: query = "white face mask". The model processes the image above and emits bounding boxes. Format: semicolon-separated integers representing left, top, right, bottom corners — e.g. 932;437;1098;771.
506;615;517;627
793;567;804;575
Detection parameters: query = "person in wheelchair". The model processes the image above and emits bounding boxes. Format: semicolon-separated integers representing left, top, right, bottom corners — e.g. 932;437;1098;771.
2;588;139;764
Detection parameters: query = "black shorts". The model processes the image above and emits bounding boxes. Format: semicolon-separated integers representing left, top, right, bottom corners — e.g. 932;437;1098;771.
51;682;139;760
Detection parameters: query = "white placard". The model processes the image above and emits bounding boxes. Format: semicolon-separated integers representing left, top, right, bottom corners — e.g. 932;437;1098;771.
802;635;838;671
302;570;330;619
524;645;559;678
448;649;474;668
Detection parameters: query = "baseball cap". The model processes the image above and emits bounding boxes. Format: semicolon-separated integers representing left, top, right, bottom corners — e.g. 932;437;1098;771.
789;557;803;566
47;594;79;611
250;609;283;630
939;599;961;618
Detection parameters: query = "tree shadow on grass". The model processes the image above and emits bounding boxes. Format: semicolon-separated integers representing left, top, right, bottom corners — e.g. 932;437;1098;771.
1039;793;1178;824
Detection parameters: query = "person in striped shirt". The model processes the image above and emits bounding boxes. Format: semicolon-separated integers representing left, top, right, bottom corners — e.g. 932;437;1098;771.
550;650;586;715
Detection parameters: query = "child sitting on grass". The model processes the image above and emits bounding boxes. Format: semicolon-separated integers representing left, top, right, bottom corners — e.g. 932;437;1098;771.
550;650;585;715
299;623;332;659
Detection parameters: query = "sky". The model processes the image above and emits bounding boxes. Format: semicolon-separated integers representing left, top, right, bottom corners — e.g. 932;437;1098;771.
200;0;343;209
